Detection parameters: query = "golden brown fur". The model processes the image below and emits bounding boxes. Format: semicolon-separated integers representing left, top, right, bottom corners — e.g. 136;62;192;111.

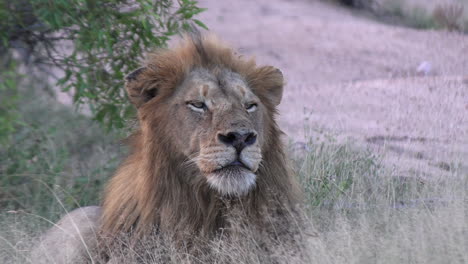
100;34;301;246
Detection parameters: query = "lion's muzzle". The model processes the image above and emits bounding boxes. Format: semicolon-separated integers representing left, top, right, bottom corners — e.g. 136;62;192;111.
196;129;262;197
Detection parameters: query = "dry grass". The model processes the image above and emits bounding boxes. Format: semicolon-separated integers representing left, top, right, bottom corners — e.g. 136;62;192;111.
1;139;466;263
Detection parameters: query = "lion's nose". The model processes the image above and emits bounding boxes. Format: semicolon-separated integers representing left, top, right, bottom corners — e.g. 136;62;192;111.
218;131;257;153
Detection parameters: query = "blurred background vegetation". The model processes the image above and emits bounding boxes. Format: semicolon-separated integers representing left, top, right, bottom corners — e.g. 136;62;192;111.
331;0;468;31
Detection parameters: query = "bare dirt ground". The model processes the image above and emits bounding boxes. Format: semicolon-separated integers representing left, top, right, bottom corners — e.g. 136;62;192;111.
197;0;468;178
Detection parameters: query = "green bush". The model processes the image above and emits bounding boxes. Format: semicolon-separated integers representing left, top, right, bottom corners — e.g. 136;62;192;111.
0;0;206;131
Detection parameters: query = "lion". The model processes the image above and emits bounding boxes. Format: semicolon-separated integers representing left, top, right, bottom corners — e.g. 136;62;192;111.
31;34;303;263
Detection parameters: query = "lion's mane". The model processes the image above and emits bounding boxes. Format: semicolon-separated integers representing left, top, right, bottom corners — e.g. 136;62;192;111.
100;35;301;242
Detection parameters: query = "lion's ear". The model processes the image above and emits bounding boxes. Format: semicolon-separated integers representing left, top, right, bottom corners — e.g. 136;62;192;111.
125;67;158;108
266;68;284;106
251;66;284;106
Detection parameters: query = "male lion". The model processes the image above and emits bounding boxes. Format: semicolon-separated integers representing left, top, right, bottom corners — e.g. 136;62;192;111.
32;34;303;263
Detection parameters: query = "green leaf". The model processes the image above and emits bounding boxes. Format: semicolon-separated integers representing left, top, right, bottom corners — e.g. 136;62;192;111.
193;19;208;30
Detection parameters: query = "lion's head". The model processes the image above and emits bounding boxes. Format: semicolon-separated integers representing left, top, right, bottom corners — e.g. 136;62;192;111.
101;34;299;239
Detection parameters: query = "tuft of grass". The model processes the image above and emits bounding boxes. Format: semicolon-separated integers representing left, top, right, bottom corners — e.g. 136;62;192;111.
370;0;437;30
296;143;380;208
433;3;464;31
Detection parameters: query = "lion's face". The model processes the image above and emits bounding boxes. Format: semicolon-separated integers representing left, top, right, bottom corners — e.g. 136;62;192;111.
163;68;265;196
125;36;284;198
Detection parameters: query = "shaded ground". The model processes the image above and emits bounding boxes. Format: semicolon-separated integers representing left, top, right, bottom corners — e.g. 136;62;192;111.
197;0;468;178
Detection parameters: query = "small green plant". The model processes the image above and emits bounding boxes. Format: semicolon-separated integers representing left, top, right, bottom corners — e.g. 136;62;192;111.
297;142;380;208
0;58;21;145
295;140;431;212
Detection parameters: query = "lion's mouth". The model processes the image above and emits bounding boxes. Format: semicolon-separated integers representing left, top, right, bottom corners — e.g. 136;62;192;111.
214;160;251;173
206;159;257;196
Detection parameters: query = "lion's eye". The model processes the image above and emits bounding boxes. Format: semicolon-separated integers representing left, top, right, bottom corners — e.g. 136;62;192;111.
246;103;257;113
187;101;207;112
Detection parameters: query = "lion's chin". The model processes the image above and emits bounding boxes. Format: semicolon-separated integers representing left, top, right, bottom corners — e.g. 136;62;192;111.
206;166;256;197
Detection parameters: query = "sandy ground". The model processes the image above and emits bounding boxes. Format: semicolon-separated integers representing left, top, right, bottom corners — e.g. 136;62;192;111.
196;0;468;178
